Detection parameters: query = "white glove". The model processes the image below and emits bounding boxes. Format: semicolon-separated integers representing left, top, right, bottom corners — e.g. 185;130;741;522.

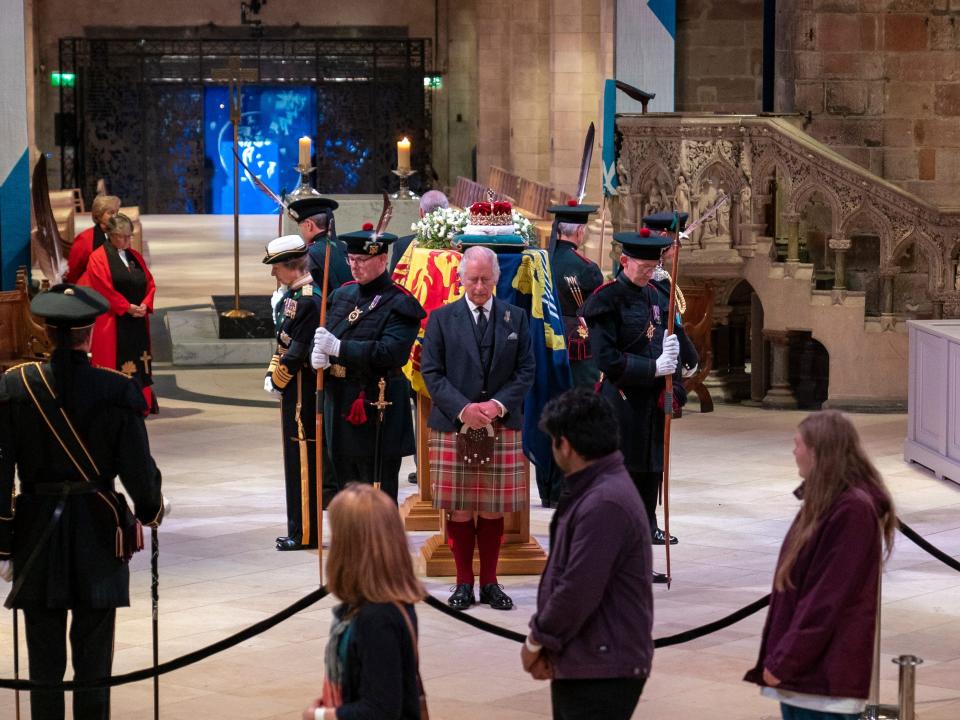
311;348;331;370
682;363;699;379
655;333;680;377
264;375;281;396
163;496;173;518
271;285;287;312
0;559;11;583
314;328;341;357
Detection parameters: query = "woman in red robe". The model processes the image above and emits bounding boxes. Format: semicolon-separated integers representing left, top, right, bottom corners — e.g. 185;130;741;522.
82;213;158;413
65;194;121;284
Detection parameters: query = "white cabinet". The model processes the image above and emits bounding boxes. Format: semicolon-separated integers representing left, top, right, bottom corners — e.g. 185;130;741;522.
905;320;960;485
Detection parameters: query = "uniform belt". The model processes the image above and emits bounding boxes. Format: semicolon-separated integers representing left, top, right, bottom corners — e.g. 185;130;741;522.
21;482;109;496
328;365;401;382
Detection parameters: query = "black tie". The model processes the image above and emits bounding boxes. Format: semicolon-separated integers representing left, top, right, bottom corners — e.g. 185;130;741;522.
476;306;488;336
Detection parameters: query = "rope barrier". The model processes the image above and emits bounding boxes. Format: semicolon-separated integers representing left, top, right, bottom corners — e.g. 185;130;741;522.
0;519;954;693
897;518;960;573
0;587;328;691
424;590;771;648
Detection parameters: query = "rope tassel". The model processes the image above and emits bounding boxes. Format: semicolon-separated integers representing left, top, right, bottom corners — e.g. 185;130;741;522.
346;390;368;426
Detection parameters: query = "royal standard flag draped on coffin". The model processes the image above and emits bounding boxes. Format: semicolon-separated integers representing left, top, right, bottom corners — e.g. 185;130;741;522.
394;244;573;482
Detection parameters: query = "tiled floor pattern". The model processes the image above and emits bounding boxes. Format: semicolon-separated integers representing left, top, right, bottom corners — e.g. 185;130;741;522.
0;216;956;719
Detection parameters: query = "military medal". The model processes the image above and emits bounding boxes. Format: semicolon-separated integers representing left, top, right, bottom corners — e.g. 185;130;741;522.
283;298;297;319
347;307;362;323
646;322;655;340
279;331;292;345
653;305;661;325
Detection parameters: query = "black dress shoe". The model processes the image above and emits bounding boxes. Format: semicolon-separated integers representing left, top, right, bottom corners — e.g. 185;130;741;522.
652;528;678;545
447;583;475;609
408;471;417;484
479;583;514;610
276;537;317;551
652;571;669;584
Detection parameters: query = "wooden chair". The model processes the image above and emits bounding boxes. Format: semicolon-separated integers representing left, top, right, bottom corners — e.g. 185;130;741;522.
0;268;53;372
679;280;716;413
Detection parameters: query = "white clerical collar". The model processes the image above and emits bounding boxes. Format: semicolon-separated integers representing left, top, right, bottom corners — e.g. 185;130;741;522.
465;296;493;317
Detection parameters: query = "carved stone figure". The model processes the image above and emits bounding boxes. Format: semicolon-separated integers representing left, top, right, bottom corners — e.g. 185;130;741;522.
674;175;691;216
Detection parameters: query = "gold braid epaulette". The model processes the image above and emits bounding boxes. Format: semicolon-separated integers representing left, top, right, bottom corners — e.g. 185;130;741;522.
4;360;38;375
662;270;686;315
94;365;137;379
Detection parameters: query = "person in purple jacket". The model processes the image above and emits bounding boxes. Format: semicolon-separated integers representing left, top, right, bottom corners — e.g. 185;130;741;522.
522;388;653;720
745;410;897;720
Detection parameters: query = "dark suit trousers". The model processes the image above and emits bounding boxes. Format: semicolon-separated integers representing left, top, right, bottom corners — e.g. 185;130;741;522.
629;469;662;531
331;454;403;503
24;607;116;720
551;677;646;720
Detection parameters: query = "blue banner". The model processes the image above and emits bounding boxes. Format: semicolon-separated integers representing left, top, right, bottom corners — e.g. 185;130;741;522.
495;249;572;476
602;79;618;198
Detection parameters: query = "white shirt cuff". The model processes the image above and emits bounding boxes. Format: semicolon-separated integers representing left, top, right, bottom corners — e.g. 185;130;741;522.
492;399;506;417
458;404;469;422
315;708;327;720
525;635;542;653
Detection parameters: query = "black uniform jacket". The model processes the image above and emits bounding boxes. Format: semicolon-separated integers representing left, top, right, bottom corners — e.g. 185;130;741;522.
308;234;352;296
551;240;604;384
268;278;321;391
582;275;667;473
323;273;426;457
0;352;163;608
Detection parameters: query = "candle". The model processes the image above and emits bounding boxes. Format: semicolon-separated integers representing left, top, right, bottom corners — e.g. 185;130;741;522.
298;136;312;168
397;137;411;171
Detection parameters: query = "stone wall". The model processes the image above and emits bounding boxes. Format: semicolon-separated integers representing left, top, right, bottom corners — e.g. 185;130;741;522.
675;0;764;113
779;0;960;207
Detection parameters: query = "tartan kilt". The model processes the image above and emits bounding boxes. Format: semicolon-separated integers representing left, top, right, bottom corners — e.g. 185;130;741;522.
430;428;527;513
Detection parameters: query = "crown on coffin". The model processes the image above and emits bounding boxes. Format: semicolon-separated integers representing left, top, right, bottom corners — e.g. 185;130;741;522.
469;189;513;227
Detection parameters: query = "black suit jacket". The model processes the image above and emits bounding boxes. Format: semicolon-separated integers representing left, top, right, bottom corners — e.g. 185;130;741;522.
421;297;535;432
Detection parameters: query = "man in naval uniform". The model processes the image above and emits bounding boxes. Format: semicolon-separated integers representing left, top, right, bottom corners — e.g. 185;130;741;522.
288;196;352;295
582;231;679;583
310;223;426;503
0;284;164;720
263;236;321;551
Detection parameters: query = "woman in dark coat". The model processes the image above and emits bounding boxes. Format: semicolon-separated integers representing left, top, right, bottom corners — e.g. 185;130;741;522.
82;213;157;413
745;410;896;720
303;484;425;720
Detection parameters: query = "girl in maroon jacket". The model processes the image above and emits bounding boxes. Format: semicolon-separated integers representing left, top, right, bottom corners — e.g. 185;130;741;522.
745;410;896;720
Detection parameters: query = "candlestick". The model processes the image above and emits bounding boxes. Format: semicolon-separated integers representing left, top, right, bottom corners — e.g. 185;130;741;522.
299;136;312;168
397;137;411;172
390;169;419;201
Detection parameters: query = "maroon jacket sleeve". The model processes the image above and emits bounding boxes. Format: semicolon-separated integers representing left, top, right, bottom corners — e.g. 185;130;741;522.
764;496;880;682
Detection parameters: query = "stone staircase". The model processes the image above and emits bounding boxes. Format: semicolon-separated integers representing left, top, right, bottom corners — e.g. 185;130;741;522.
592;113;960;410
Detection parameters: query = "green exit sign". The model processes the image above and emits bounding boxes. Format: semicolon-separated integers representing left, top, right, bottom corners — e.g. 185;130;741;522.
50;72;76;87
423;75;442;90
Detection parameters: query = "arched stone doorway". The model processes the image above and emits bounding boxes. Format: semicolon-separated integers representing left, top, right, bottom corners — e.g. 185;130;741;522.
705;279;764;405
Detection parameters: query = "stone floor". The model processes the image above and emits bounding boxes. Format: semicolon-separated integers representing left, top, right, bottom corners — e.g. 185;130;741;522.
1;216;959;719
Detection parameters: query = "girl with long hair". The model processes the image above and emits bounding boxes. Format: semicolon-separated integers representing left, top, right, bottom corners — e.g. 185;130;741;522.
303;484;426;720
745;410;896;720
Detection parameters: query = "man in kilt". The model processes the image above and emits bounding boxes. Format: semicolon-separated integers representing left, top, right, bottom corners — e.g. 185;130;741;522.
421;246;535;610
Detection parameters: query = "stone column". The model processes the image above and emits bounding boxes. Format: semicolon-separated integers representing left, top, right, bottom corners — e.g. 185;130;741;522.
783;212;801;263
879;271;897;332
762;329;798;409
933;300;944;319
829;235;850;290
750;292;765;403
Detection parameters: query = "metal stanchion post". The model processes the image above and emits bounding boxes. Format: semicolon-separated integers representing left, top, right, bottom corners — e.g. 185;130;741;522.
894;655;922;720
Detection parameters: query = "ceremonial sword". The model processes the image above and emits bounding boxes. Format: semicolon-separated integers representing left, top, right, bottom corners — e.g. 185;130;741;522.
368;378;393;492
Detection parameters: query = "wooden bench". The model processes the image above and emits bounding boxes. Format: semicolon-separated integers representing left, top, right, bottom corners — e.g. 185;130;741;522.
0;268;53;372
515;177;553;219
487;166;519;201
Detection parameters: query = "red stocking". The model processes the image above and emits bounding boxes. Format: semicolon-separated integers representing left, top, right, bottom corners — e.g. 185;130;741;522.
447;518;476;586
476;516;504;587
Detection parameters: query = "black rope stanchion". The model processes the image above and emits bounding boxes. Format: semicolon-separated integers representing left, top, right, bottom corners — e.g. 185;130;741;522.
0;587;329;692
897;518;960;573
